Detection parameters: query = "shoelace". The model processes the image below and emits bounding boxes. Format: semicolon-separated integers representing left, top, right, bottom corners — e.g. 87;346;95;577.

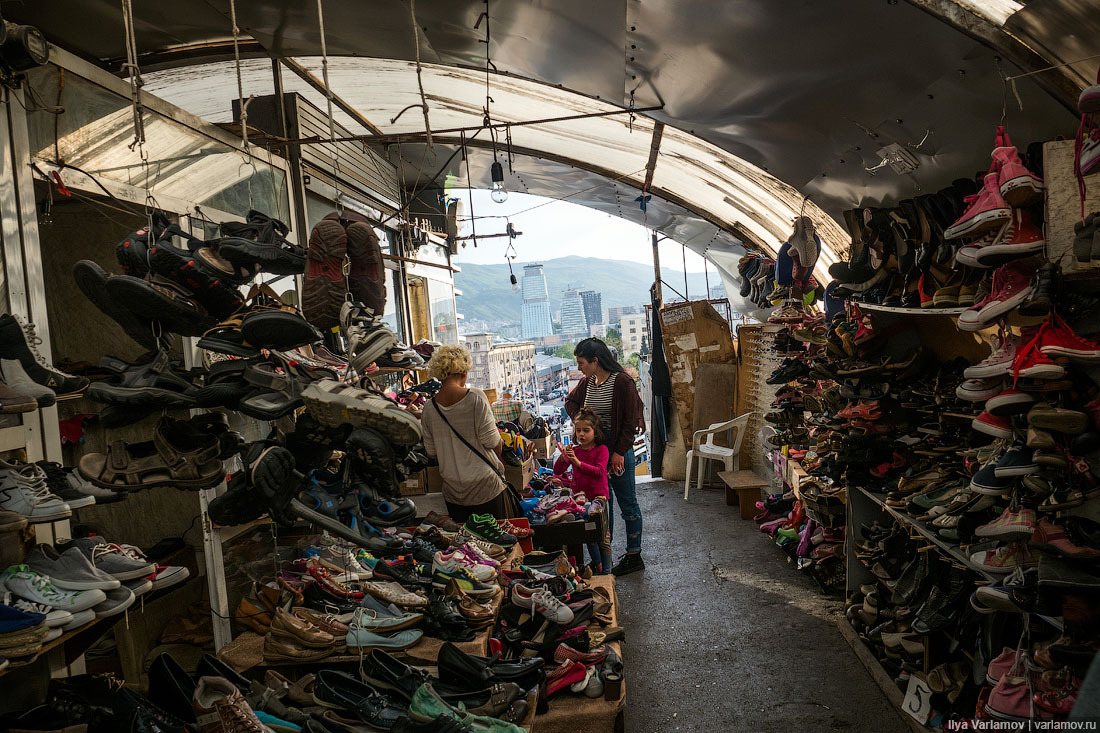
27;569;70;604
90;543;126;568
14;315;78;377
11;466;59;506
4;590;51;614
215;696;265;733
115;543;149;562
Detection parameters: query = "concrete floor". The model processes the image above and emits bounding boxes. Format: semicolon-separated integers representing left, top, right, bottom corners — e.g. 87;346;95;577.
613;478;910;733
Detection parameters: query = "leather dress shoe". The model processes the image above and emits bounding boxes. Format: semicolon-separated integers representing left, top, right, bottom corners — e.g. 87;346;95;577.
303;581;360;614
438;641;545;691
312;671;405;728
270;607;335;648
148;652;197;722
427;590;466;628
112;687;187;733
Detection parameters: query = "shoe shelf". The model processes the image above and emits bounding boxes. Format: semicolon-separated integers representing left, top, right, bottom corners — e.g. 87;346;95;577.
855;487;1063;631
852;303;966;316
0;424;26;453
0;579;196;678
211;516;273;545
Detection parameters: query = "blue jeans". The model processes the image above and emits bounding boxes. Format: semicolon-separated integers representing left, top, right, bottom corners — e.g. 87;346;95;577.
608;449;643;554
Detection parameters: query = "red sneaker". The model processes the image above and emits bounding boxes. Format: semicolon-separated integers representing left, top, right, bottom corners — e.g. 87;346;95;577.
945;167;1011;239
1013;329;1066;381
972;208;1045;267
973;410;1014;438
958;262;1034;331
1038;315;1100;362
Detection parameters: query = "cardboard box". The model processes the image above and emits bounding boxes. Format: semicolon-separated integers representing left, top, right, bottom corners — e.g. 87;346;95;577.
504;456;536;491
400;469;428;496
530;435;554;461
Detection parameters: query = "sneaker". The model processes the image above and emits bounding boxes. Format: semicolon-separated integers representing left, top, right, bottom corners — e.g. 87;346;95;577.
35;461;124;506
0;314;89;396
972;411;1013;439
971;463;1013;495
957;262;1034;331
969;544;1038;574
93;587;136;618
319;546;373;581
985;388;1036;417
301;379;422;446
964;335;1018;378
0;460;71;522
432;551;495;583
510;583;574;624
992;132;1044;207
500;520;533;539
975;506;1037;540
424;511;463;533
458;534;506;560
147;564;190;591
24;544;121;590
431;567;496;597
293;480;405;554
611;552;646;577
339;300;398;375
2;590;73;627
61;537;156;581
944;170;1011;239
956;377;1003;402
1013;330;1067;380
972;208;1045;267
1038;316;1100;362
1030;519;1100;559
992;445;1038;477
2;564;106;612
463;514;517;547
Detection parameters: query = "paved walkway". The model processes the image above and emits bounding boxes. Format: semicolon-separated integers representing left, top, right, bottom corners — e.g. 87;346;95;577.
614;478;909;732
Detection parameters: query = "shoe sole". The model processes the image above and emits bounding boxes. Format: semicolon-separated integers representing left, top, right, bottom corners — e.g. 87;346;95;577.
944;208;1011;239
290;498;387;550
1039;346;1100;362
19;507;74;522
992;464;1039;477
86;384;196;407
301;389;422;446
1028;413;1088;433
350;329;399;373
240;312;321;350
1;399;37;414
265;650;335;664
72;260;160;352
1016;363;1066;379
151;566;190;591
269;627;336;649
94;593;136;618
985;395;1035;415
958;288;1032;331
104;275;215;337
56;494;97;509
1000;176;1044;207
972;241;1044;268
217;238;306;275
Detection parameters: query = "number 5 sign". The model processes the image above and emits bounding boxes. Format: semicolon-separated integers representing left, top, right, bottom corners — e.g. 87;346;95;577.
902;675;933;724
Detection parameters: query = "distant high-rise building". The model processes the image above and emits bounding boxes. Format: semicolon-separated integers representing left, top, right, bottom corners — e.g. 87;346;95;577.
579;291;603;327
560;289;589;336
608;305;643;327
620;312;647;357
521;264;553;339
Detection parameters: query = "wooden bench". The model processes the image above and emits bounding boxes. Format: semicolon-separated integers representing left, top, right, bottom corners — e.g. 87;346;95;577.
718;470;771;520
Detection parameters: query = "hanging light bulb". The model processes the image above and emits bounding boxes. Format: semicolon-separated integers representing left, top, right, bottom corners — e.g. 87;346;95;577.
490;160;508;203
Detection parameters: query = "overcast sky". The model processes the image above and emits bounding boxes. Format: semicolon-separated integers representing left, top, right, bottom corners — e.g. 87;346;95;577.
449;190;710;274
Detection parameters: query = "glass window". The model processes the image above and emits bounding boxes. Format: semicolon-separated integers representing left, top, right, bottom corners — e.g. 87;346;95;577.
428;277;457;345
26;66;290;225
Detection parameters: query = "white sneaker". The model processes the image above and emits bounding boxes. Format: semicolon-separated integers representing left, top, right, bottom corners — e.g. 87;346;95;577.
3;565;106;613
510;583;574;624
0;460;70;523
2;590;73;627
433;551;495;582
320;546;373;581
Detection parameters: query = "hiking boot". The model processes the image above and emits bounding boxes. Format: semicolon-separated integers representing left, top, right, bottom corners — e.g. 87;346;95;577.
346;220;387;314
302;213;347;330
0;314;88;396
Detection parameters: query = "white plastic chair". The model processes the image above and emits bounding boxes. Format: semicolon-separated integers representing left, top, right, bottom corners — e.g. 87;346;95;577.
684;412;753;500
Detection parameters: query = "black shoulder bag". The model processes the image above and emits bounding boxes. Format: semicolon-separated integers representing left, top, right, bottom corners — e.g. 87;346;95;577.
430;396;524;514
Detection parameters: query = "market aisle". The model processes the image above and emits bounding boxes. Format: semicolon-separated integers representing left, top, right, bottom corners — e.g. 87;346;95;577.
614;479;909;732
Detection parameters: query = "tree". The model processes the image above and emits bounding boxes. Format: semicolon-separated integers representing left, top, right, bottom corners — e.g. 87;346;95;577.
552;321;562;334
624;353;640;369
552;344;576;360
604;328;623;355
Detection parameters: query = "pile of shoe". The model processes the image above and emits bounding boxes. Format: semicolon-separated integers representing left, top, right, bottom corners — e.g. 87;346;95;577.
830;127;1044;311
519;480;598;527
0;536;188;643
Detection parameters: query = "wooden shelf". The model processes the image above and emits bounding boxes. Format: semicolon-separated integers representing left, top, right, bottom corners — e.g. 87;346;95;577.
214;517;273;544
854;302;966;316
855;487;1063;630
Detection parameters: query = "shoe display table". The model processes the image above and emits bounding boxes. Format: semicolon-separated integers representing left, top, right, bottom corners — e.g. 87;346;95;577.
718;470;770;519
530;574;626;733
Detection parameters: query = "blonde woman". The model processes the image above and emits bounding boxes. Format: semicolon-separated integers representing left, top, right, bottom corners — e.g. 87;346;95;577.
421;345;514;523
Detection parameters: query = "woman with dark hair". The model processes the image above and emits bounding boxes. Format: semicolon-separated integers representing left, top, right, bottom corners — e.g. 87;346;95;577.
565;337;646;576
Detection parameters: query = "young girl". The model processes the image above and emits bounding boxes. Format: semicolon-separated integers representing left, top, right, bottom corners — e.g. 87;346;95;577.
553;408;613;574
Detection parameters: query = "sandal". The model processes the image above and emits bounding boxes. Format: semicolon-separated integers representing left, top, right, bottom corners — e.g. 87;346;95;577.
197;313;259;357
72;260;161;352
77;416;224;491
217;210;306;275
238;284;322;350
86;351;199;406
105;273;217;336
239;356;337;420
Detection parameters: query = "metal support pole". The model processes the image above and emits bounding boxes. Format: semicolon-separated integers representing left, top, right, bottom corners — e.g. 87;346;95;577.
651;231;662;308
